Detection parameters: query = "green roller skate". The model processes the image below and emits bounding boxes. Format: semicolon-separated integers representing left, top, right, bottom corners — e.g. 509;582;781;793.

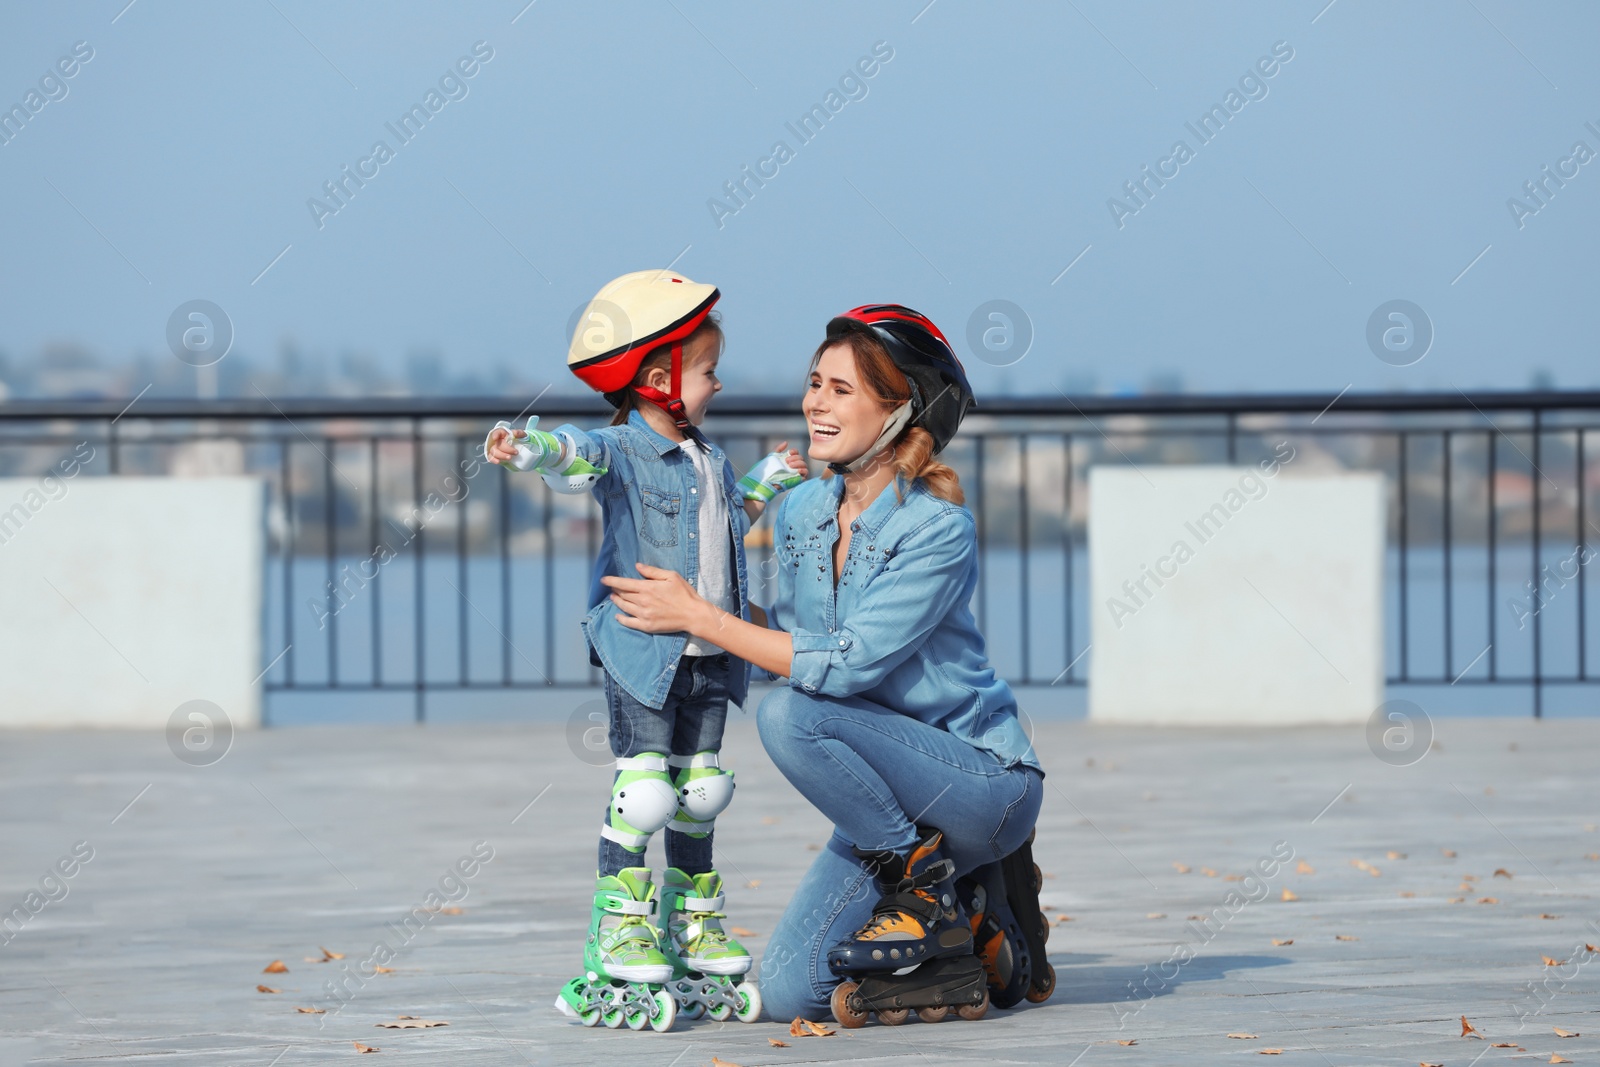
657;868;762;1023
555;869;678;1032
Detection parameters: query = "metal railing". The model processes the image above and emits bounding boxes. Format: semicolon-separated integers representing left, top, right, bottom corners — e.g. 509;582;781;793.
3;390;1597;720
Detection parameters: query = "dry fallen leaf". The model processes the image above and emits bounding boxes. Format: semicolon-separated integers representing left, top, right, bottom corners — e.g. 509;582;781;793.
353;1043;379;1054
730;927;759;938
1449;897;1465;904
1387;851;1406;860
256;985;280;994
375;1019;448;1028
711;1059;742;1067
1201;867;1219;877
1543;955;1561;966
1116;1039;1137;1045
1296;861;1315;875
1491;1043;1522;1049
296;1007;325;1014
745;879;762;889
1550;1055;1571;1064
1272;938;1294;946
1442;848;1458;858
372;965;395;974
1173;862;1192;873
1147;912;1166;919
1400;891;1416;898
1588;944;1600;954
1187;914;1203;920
1055;914;1074;924
1462;1015;1478;1036
1422;1062;1444;1067
1478;897;1500;905
1228;1032;1259;1039
1554;1028;1579;1038
433;906;464;916
1224;875;1244;882
1494;868;1514;879
788;1018;834;1037
1335;935;1358;941
1587;853;1600;861
1281;889;1299;902
1540;914;1561;920
263;960;288;974
768;1039;789;1048
806;843;820;851
1350;860;1382;877
761;816;780;825
1462;874;1479;882
1260;1050;1283;1056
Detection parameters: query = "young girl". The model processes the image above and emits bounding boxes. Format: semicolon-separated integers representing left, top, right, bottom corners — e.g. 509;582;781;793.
484;270;805;1030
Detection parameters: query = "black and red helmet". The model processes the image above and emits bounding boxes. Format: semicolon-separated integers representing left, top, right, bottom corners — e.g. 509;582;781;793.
824;304;975;454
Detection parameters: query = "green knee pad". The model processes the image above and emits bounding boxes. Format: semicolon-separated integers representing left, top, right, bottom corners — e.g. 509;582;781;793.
602;753;677;852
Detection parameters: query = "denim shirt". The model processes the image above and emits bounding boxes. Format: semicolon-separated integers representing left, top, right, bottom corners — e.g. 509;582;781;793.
764;473;1042;772
557;410;752;710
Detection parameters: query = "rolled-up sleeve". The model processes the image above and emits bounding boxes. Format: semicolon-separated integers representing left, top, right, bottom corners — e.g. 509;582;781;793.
787;512;974;697
553;423;619;489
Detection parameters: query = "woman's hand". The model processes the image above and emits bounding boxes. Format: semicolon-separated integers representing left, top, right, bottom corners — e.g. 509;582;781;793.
603;563;717;636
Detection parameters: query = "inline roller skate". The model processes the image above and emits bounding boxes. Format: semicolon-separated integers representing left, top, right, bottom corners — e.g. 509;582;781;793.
827;828;990;1027
959;827;1055;1008
555;869;677;1031
656;868;762;1023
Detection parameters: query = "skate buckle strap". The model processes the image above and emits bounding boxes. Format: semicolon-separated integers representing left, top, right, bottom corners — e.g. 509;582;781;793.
599;823;652;848
605;897;654;916
682;895;723;912
667;752;720;769
614;754;669;772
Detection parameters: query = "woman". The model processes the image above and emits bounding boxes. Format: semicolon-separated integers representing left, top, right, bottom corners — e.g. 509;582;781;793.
602;305;1047;1024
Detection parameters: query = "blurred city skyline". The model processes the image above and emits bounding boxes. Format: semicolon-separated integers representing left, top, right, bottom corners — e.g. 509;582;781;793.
1;1;1596;402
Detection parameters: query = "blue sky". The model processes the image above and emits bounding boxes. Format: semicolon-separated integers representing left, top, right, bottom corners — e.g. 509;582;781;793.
0;0;1595;397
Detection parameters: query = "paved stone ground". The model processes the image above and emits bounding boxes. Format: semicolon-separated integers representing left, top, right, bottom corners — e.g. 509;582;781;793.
1;696;1597;1066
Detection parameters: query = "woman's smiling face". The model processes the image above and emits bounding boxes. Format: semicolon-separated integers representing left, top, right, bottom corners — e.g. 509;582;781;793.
804;342;891;466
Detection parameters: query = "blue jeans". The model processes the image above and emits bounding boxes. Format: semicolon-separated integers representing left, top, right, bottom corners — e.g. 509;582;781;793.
754;687;1043;1019
596;653;731;878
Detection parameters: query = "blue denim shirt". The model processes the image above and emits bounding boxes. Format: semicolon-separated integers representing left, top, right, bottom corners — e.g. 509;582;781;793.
764;473;1041;772
557;410;752;710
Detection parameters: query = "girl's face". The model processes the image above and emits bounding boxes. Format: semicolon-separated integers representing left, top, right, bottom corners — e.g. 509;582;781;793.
643;332;722;426
804;342;892;466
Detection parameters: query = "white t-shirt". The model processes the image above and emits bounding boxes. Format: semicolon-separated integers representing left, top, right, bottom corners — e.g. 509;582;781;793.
679;441;737;656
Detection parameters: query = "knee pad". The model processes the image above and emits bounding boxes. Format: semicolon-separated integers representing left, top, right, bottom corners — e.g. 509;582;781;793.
602;753;677;851
668;751;735;835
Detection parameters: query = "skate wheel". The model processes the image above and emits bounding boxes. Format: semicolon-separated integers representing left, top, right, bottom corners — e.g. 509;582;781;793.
878;1007;909;1026
1030;863;1043;894
681;1001;705;1021
1041;917;1051;945
706;1001;733;1022
649;989;677;1032
734;982;762;1023
957;988;990;1021
1025;963;1055;1004
917;1005;950;1023
830;981;869;1029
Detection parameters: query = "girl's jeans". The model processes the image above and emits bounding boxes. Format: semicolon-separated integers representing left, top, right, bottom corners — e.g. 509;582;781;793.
754;686;1043;1020
596;653;731;878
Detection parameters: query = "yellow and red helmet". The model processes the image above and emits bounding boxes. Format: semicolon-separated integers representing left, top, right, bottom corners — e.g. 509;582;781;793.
567;270;719;431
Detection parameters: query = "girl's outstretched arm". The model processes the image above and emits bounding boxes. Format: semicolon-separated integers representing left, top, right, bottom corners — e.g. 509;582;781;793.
604;564;793;678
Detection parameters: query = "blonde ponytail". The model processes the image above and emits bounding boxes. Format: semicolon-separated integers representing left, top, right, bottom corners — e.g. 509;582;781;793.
892;426;964;505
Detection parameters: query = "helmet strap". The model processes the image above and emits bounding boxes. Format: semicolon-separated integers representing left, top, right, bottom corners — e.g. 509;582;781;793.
633;341;710;450
828;400;913;475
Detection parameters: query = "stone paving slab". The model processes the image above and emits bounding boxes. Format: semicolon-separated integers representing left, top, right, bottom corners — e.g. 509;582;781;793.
1;708;1597;1066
